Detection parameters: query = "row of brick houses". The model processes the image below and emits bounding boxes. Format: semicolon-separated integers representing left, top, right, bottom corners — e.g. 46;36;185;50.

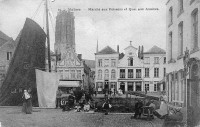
166;0;200;126
95;42;166;94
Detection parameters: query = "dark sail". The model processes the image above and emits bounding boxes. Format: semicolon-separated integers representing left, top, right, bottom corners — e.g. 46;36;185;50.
0;18;46;106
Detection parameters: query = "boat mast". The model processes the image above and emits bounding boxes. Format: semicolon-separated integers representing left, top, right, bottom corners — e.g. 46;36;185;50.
45;0;51;72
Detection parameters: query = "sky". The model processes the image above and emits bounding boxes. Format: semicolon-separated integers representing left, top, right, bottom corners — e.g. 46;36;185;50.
0;0;166;60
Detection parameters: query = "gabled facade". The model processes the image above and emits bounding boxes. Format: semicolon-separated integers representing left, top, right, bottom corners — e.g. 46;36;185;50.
95;43;166;94
143;45;166;92
95;46;119;93
117;43;143;93
0;31;16;86
56;46;86;90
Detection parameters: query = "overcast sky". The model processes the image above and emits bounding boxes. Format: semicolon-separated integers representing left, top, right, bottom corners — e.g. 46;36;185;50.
0;0;166;60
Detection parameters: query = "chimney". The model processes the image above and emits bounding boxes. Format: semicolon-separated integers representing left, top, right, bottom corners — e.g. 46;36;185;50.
78;54;82;61
117;45;119;53
141;45;144;59
138;46;141;58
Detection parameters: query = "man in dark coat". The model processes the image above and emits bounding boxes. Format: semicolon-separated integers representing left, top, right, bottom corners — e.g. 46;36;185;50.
102;99;112;115
134;99;143;119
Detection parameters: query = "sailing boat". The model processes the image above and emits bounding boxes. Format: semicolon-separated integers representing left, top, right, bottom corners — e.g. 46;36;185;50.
0;18;46;106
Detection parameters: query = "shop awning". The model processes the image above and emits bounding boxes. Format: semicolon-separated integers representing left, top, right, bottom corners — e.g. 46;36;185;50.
59;81;80;87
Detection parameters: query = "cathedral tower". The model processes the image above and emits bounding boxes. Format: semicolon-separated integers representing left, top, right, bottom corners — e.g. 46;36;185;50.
54;10;75;55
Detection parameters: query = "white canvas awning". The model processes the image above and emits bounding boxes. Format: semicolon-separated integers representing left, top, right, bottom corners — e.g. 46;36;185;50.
59;81;80;87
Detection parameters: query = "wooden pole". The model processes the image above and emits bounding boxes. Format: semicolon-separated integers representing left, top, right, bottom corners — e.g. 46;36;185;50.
45;0;51;72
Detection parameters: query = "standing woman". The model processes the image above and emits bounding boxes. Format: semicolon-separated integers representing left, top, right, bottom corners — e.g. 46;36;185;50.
22;89;32;114
27;88;32;113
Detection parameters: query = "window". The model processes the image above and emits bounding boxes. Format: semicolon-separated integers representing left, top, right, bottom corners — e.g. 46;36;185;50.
192;9;198;50
178;0;183;14
136;69;141;78
7;52;12;60
145;82;150;91
111;69;116;79
164;57;166;64
98;59;102;67
145;68;149;77
178;22;183;56
59;70;63;79
169;32;173;60
98;70;102;79
104;59;109;67
154;57;159;64
128;57;133;66
71;70;75;79
154;68;159;77
128;82;134;91
120;69;125;78
104;69;109;79
154;82;158;91
128;69;133;78
111;59;116;67
164;68;166;77
144;57;150;64
65;70;69;79
169;7;173;25
77;70;81;79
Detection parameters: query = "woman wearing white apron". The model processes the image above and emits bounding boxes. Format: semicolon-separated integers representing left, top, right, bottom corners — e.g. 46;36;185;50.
153;92;168;119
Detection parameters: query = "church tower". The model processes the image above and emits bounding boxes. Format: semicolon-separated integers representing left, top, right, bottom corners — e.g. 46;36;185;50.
54;10;75;55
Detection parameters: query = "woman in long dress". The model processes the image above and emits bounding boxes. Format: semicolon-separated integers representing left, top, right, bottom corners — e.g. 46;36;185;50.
22;89;32;114
153;92;168;119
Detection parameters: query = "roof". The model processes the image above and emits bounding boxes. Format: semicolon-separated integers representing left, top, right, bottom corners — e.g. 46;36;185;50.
0;31;12;47
143;45;166;54
95;46;118;55
124;45;137;50
83;59;95;69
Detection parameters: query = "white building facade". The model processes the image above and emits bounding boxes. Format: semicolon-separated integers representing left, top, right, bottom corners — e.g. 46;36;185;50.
95;43;166;94
95;46;119;93
117;43;144;94
143;46;166;93
166;0;200;126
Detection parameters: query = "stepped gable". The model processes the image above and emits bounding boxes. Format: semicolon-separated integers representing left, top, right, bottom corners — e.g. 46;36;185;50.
143;45;166;54
96;46;117;55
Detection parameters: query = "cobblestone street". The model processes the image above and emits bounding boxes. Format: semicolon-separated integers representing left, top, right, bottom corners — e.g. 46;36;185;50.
0;107;164;127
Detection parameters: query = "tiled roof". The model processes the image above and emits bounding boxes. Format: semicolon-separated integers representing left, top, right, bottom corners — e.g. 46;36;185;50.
83;59;95;69
143;45;166;54
96;46;117;55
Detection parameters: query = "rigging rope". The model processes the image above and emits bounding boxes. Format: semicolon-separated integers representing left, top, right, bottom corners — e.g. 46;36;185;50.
31;0;44;19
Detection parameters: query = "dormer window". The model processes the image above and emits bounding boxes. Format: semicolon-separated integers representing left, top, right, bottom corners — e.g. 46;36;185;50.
128;57;133;66
129;52;132;55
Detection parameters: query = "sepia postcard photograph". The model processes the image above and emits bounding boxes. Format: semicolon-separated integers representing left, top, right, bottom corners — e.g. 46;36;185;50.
0;0;199;127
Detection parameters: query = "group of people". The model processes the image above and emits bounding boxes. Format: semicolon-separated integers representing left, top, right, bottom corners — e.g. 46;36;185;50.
133;92;168;120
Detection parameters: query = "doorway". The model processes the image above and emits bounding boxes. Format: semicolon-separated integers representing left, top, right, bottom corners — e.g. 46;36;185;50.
120;82;125;94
